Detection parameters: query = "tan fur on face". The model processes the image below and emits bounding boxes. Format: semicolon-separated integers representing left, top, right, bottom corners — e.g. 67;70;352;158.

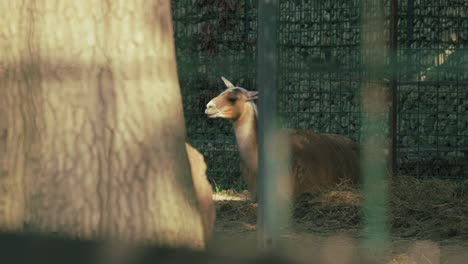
205;88;256;121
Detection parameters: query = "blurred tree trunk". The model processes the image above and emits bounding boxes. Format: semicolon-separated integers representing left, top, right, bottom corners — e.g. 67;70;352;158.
0;0;206;249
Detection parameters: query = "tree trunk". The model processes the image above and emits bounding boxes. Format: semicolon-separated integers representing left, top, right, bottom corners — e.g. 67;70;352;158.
0;0;206;249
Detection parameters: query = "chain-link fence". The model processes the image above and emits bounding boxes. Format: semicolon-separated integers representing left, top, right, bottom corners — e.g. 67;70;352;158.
171;0;468;190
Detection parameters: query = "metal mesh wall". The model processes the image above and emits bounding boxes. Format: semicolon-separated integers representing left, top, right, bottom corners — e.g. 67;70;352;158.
277;0;362;142
171;0;468;190
396;0;468;179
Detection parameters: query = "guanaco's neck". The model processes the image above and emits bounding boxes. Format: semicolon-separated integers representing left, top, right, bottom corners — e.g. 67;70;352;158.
232;102;258;172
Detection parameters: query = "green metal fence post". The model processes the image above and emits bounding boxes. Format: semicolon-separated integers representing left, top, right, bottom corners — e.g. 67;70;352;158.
257;0;291;253
360;0;391;260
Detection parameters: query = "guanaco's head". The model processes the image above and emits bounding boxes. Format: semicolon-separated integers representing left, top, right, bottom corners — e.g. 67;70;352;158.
205;77;258;121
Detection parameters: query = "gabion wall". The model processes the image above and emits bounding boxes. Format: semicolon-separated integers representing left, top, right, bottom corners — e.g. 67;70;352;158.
396;0;468;178
171;0;468;190
277;0;363;141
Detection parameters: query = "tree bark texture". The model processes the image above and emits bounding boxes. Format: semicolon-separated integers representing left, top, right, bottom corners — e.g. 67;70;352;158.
0;0;206;249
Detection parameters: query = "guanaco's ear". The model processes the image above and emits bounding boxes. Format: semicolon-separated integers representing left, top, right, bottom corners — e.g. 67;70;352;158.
221;76;235;89
246;91;258;101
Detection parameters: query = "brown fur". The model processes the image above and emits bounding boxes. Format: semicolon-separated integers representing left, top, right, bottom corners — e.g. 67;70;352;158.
185;143;216;244
205;77;360;200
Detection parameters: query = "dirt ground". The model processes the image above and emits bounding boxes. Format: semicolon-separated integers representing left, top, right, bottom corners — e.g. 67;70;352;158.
206;177;468;264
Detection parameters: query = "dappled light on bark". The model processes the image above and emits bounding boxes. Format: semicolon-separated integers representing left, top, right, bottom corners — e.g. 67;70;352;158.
0;0;207;249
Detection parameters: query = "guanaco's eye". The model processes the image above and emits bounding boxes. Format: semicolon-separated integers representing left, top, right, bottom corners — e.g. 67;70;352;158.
228;97;237;103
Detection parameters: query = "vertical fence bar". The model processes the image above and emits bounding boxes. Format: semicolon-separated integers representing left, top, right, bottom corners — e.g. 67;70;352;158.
406;0;414;50
257;0;290;253
360;0;390;260
390;0;399;177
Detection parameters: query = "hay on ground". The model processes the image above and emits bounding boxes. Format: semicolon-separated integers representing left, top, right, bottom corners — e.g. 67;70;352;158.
214;176;468;240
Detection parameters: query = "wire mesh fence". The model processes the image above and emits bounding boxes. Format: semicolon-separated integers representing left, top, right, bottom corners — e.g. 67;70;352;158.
171;0;468;190
277;0;362;142
396;0;468;179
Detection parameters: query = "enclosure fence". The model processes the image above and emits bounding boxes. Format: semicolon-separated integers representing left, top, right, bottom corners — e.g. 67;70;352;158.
171;0;468;190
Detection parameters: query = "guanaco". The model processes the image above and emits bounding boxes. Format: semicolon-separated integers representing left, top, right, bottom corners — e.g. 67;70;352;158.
205;77;360;200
